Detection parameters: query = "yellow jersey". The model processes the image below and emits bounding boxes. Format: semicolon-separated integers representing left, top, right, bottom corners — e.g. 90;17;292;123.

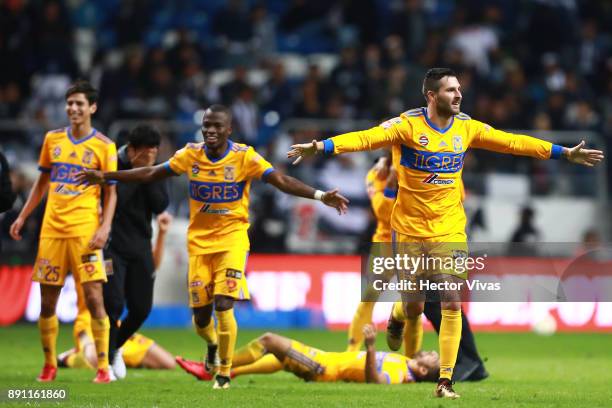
321;351;414;384
166;141;275;255
366;168;395;243
38;127;117;238
325;108;561;238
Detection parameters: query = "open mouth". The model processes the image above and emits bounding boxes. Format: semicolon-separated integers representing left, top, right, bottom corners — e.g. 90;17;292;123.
205;136;218;144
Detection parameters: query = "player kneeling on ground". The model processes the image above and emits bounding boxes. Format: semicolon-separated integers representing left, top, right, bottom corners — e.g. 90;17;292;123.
176;324;439;385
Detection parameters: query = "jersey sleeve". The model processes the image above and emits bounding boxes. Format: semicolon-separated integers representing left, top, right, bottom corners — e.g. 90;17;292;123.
469;119;563;160
324;117;410;155
166;145;192;175
38;133;52;173
102;142;118;184
244;147;275;181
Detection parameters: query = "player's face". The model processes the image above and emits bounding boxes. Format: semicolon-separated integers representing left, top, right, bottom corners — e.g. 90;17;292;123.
201;111;231;150
434;76;462;116
416;350;439;372
65;93;96;126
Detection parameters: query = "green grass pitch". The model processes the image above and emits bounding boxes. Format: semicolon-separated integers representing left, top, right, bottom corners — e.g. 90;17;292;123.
1;324;611;407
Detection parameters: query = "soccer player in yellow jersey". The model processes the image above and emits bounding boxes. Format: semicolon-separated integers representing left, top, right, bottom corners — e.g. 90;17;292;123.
288;68;604;398
9;80;118;383
177;324;438;385
76;104;349;389
347;156;399;352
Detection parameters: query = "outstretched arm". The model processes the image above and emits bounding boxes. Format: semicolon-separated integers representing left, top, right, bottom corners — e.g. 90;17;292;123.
75;163;174;185
266;171;349;215
363;324;387;384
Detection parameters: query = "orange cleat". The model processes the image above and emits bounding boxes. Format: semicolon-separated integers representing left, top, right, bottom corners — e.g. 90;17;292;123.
175;356;214;381
36;364;57;382
92;368;113;383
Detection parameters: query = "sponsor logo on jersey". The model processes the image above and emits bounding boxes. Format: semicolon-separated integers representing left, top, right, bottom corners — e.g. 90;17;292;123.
190;280;203;287
70;151;78;159
422;173;455;185
208;169;216;176
439;140;448;148
452;135;463;153
52;146;62;159
380;117;402;129
400;146;465;174
54;184;82;196
226;279;237;291
418;134;429;146
224;166;235;181
81;253;99;263
192;164;200;176
190;180;246;203
199;204;230;214
50;162;85;184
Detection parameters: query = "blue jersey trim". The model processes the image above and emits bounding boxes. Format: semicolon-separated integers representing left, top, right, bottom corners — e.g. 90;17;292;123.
423;108;454;133
383;188;397;198
38;166;51;173
163;161;180;176
204;140;233;163
67;127;97;145
550;144;563;160
262;168;276;183
323;139;335;155
106;180;117;185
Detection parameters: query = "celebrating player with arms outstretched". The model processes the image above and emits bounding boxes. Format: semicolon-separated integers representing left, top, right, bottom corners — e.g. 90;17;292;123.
10;80;118;383
76;104;348;389
288;68;604;398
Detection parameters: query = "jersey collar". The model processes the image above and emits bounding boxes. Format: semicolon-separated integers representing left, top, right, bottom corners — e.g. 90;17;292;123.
204;140;233;163
67;127;97;145
422;107;454;134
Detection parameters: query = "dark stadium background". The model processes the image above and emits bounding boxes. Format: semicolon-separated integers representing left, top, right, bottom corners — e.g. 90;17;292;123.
0;0;611;332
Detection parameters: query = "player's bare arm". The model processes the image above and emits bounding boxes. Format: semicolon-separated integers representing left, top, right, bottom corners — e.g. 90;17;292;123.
9;172;50;240
363;324;386;384
75;163;173;185
265;170;349;215
89;184;116;249
287;140;324;165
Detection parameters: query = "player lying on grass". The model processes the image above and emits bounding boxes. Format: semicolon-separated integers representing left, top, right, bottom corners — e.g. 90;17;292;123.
176;324;439;384
58;329;175;371
76;104;349;390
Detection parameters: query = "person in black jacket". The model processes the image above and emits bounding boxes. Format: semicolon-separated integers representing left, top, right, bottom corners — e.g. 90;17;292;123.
104;125;169;379
0;151;16;214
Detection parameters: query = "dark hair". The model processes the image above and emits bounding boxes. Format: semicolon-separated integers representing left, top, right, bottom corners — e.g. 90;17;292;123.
65;80;98;105
413;351;440;382
205;104;233;122
422;68;457;100
128;125;161;148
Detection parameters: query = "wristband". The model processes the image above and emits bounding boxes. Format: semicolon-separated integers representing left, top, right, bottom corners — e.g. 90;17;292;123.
314;190;325;201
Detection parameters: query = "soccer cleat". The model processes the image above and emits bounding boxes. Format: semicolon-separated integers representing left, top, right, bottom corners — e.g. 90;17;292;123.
111;348;127;380
386;315;405;351
434;378;460;399
212;375;231;389
36;364;57;382
175;356;214;381
93;368;113;383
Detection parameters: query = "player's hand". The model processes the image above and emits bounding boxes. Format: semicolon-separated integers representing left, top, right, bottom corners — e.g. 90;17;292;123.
363;324;377;347
89;225;110;249
287;140;319;165
131;148;157;168
75;169;105;185
373;157;390;180
565;141;604;167
157;211;173;232
322;189;349;215
9;216;25;240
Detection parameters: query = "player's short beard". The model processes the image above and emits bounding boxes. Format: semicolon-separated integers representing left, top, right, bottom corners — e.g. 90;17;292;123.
435;98;455;118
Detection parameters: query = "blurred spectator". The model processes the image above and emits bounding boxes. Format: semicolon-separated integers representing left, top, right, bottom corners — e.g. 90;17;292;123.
231;85;259;145
0;151;16;214
251;3;277;60
259;62;293;118
221;65;249;105
510;206;540;244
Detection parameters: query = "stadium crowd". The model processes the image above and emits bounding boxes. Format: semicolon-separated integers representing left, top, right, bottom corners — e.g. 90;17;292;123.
0;0;610;252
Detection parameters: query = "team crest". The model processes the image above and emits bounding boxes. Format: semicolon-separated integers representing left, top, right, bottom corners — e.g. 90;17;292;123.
82;149;93;165
418;133;429;147
452;135;463;153
52;146;61;159
224;166;235;181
